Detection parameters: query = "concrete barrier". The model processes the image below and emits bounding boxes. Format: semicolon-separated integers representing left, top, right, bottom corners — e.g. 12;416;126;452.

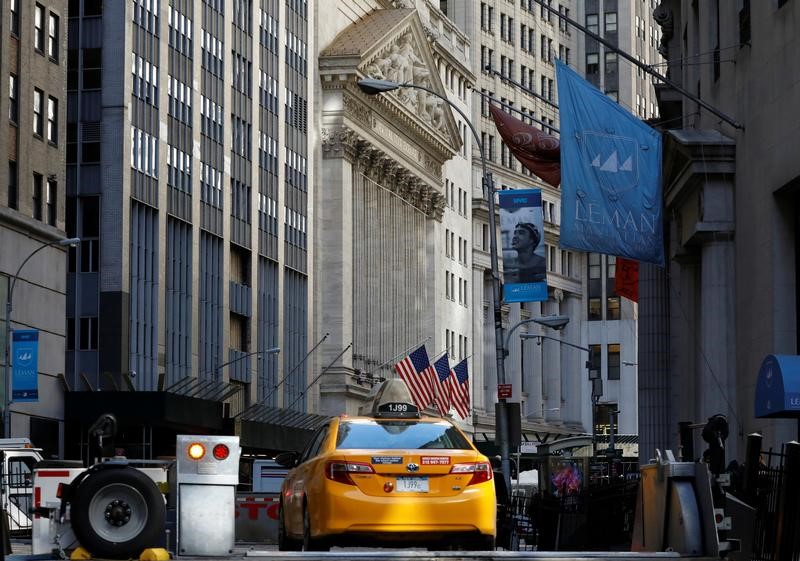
235;494;280;544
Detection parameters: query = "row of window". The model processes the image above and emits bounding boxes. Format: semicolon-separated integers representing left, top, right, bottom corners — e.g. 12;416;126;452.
444;179;468;216
166;145;192;193
132;0;159;34
444;329;468;362
588;343;621;380
9;78;59;145
6;164;57;225
130;126;159;178
131;53;159;106
444;271;468;307
9;2;60;62
588;253;620;321
168;75;192;124
444;229;469;266
586;12;617;35
168;6;193;56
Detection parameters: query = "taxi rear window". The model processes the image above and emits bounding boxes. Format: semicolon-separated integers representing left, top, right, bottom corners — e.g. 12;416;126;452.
336;420;472;450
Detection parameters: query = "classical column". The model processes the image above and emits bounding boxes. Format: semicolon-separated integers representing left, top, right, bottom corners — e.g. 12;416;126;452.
318;128;359;415
700;237;737;459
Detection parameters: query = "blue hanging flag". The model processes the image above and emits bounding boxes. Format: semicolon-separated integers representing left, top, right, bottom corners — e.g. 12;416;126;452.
555;60;665;266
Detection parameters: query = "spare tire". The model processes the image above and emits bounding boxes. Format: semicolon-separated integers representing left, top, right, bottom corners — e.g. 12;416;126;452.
70;467;165;559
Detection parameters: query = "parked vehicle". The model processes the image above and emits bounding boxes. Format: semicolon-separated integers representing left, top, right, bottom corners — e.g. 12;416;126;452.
276;380;497;551
0;438;44;535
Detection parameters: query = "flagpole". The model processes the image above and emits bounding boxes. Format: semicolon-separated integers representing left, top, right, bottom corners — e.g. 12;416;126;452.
361;336;431;380
531;0;743;130
286;343;353;411
357;77;514;501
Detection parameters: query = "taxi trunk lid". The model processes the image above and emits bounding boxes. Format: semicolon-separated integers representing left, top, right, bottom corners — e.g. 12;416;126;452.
329;451;489;497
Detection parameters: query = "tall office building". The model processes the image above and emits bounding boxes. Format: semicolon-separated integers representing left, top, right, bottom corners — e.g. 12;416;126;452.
63;0;315;457
0;0;69;452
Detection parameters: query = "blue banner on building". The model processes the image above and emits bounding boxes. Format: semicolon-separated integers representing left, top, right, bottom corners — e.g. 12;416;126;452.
555;60;665;266
499;189;548;303
12;330;39;402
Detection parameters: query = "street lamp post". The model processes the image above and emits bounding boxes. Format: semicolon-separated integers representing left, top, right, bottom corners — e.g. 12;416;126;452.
519;333;599;455
3;237;80;437
357;78;513;490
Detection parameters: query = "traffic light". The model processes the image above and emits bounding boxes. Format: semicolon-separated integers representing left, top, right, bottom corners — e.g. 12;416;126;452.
587;346;600;380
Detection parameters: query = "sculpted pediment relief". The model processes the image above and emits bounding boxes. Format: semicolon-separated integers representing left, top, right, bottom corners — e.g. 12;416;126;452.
362;30;450;136
320;9;462;159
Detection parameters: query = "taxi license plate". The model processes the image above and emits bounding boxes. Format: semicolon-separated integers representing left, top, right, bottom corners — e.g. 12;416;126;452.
396;476;429;493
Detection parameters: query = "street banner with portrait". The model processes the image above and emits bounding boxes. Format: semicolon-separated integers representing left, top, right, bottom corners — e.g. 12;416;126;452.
499;189;547;303
12;329;39;402
555;60;665;266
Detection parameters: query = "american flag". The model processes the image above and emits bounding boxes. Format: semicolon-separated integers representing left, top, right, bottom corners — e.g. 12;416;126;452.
395;346;435;409
450;359;470;419
433;354;452;416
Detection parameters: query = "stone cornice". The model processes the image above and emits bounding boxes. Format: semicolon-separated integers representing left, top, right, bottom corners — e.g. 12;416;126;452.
322;126;446;221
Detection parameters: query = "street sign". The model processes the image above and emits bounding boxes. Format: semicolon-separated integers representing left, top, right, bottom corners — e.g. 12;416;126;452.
520;442;538;454
497;384;513;399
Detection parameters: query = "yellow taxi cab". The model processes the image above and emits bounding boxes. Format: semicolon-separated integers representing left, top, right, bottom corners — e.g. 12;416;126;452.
276;380;496;551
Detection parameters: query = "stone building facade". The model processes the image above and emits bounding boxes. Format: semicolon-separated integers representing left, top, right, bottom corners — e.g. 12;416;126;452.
0;0;69;451
644;0;800;462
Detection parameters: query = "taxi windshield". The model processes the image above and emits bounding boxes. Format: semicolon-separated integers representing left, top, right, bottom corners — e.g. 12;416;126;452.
336;420;473;450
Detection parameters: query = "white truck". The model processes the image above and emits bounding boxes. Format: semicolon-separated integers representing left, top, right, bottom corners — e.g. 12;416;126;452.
0;437;48;535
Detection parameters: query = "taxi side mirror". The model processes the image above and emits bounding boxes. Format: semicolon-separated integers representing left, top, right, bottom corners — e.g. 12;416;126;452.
275;451;300;468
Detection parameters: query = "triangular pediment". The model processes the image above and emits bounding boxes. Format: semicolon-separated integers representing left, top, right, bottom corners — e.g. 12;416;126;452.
320;9;462;156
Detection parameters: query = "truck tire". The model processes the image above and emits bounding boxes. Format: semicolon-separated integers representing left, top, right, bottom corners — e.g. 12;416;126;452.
70;467;165;559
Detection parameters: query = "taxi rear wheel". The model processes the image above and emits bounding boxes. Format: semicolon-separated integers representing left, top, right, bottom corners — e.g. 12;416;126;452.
278;503;301;551
302;505;330;552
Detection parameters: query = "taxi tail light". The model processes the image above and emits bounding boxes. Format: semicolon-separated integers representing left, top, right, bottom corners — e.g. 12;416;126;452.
450;461;493;485
325;461;375;485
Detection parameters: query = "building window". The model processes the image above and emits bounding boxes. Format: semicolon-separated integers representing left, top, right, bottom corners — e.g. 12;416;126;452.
587;53;599;74
48;12;59;61
605;12;618;33
606;255;620;320
34;4;45;52
33;89;44;136
588;253;602;320
47;96;58;143
79;317;99;350
46;178;57;226
586;13;598;34
10;0;19;35
9;74;18;124
8;161;18;210
82;48;102;90
605;52;618;75
32;173;43;221
607;344;621;380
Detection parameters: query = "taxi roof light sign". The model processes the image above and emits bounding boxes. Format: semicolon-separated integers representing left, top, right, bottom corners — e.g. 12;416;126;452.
367;380;421;418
